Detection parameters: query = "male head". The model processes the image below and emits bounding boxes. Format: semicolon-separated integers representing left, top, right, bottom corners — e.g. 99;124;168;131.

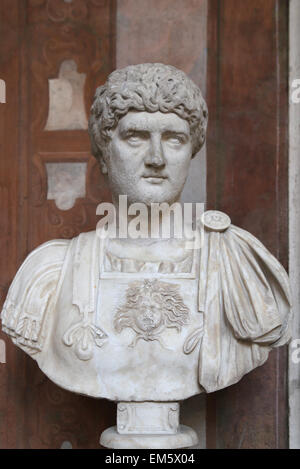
88;63;208;205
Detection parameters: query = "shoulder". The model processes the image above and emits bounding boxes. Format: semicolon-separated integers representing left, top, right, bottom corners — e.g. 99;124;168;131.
19;238;70;269
8;230;97;281
201;210;290;296
1;231;98;355
201;210;291;340
1;238;72;354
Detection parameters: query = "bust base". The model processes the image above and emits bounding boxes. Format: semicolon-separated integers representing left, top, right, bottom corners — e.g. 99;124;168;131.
100;424;198;449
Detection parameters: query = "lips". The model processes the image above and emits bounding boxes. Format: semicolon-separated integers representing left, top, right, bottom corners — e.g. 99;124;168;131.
142;174;167;184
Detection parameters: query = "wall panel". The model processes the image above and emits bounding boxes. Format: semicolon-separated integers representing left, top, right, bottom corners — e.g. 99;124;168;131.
206;0;289;448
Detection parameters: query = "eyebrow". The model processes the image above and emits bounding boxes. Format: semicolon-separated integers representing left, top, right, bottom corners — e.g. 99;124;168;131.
119;126;148;134
162;130;189;138
119;124;190;135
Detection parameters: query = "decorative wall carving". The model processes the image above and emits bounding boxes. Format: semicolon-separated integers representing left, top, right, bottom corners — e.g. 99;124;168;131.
46;162;87;210
45;60;88;131
46;0;88;23
31;151;108;239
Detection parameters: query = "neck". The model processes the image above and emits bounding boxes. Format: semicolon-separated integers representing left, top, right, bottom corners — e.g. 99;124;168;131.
111;194;183;241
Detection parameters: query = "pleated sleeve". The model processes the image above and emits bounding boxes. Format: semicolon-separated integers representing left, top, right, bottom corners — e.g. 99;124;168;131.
1;240;70;355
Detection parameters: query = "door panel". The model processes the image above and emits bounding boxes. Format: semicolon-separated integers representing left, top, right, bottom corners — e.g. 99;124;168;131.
206;0;288;448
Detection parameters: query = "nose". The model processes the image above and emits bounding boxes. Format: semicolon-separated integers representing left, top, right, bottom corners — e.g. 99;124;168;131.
144;134;165;168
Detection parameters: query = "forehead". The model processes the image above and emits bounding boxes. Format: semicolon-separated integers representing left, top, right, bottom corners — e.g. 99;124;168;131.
117;111;190;134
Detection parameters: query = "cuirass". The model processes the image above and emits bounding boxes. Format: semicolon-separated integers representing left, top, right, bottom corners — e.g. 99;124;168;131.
42;235;203;401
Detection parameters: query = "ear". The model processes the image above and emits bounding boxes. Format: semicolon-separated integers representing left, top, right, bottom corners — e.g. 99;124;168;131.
99;141;112;175
99;157;108;175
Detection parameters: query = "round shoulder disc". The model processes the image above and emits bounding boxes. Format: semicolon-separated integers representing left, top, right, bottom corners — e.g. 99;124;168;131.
201;210;231;232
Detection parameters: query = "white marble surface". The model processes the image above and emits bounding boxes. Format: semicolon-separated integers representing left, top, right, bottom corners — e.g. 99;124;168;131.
117;402;179;434
100;425;198;449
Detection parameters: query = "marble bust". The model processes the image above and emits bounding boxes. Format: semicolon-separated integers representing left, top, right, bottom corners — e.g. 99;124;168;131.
1;63;291;449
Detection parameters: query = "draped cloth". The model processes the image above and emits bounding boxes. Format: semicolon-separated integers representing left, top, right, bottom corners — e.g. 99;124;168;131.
198;225;291;392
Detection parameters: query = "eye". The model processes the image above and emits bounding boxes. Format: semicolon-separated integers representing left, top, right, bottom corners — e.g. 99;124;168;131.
167;136;182;145
123;130;148;145
127;135;142;145
163;132;187;146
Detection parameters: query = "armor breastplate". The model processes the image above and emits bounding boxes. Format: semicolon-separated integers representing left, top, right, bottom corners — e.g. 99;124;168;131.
94;236;203;400
43;234;203;401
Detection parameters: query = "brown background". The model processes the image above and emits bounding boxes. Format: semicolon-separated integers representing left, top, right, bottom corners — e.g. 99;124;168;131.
0;0;288;448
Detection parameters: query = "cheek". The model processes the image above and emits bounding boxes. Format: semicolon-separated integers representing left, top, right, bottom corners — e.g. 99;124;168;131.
108;142;145;173
167;150;192;178
107;143;124;170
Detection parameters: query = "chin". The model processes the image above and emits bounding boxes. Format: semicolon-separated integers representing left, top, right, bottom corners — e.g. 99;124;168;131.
120;181;180;206
129;194;181;206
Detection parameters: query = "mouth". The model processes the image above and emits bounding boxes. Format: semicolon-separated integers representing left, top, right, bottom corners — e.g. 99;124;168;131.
142;175;167;184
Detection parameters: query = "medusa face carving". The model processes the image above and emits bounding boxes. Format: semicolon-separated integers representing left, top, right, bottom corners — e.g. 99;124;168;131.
114;279;190;348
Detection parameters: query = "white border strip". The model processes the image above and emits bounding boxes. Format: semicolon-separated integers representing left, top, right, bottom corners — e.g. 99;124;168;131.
289;0;300;449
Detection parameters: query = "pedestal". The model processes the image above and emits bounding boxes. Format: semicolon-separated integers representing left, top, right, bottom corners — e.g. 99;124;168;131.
100;402;198;449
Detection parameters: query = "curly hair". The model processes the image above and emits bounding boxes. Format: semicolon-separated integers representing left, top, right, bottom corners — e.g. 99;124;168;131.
88;63;208;163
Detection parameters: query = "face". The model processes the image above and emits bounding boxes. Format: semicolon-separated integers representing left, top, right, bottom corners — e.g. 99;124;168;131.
102;111;193;206
134;296;163;333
